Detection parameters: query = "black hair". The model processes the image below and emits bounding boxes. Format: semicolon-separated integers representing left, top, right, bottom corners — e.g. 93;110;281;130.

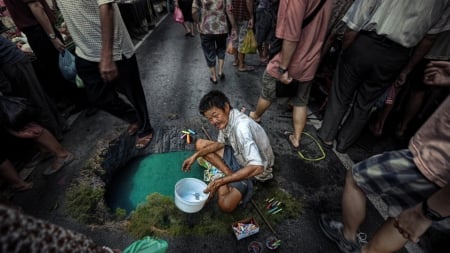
198;90;231;115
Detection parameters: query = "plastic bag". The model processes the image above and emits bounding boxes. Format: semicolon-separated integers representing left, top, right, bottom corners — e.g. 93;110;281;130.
173;6;184;23
240;30;257;54
226;37;236;55
123;236;168;253
58;49;76;83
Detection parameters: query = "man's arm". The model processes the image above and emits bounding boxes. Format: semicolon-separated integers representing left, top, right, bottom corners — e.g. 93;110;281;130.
27;1;64;52
226;1;237;40
395;184;450;243
246;0;254;28
181;141;225;172
278;39;297;84
99;3;118;82
341;27;358;50
393;34;437;87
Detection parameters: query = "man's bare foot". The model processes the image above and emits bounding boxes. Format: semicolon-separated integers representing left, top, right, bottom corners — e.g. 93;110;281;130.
12;182;33;192
289;134;300;149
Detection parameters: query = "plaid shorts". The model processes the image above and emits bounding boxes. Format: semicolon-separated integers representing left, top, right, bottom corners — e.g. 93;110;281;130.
353;149;450;231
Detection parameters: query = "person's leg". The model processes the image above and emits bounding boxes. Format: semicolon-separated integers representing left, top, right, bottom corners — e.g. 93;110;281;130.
250;71;277;122
342;170;367;242
0;159;33;191
75;56;138;124
318;46;364;145
216;34;227;78
362;218;408;253
397;90;425;136
334;36;410;151
289;81;312;148
8;123;73;173
116;55;153;140
200;34;218;83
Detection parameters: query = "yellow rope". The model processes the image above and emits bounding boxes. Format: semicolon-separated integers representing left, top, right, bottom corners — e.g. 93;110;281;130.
296;132;326;161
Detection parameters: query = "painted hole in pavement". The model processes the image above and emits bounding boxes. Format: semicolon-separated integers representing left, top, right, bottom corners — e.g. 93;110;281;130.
105;151;203;213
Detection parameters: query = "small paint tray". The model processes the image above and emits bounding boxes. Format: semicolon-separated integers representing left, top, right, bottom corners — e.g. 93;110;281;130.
231;217;260;240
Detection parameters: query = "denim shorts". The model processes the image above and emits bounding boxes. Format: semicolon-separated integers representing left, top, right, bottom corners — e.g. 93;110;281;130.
223;145;254;206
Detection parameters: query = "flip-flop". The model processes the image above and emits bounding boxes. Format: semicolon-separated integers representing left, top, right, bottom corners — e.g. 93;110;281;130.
136;132;153;150
284;131;300;151
43;153;75;176
238;66;255;72
127;122;139;136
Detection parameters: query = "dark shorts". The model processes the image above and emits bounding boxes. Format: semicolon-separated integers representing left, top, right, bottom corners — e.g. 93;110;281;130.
223;145;254;206
260;70;312;106
353;149;450;231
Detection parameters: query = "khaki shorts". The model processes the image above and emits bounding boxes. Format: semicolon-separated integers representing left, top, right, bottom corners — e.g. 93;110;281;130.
260;70;312;106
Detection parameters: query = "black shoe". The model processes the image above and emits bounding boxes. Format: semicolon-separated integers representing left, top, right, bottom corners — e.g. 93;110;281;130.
218;73;225;80
210;77;218;84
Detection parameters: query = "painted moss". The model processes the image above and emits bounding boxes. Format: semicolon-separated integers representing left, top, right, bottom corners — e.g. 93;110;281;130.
127;180;303;238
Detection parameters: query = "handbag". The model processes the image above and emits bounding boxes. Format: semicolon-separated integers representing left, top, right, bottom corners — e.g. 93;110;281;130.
0;95;37;129
275;80;299;97
173;6;184;23
268;0;327;60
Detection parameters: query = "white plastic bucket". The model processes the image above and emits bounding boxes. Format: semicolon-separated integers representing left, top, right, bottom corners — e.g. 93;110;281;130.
174;178;209;213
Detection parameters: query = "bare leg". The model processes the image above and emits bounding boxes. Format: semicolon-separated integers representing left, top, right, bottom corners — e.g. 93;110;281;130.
371;103;395;136
250;96;272;122
218;59;225;76
238;52;251;71
362;218;408;253
289;106;307;148
195;139;242;212
397;90;425;137
0;159;32;191
182;22;191;34
209;66;217;82
342;170;367;242
216;184;243;212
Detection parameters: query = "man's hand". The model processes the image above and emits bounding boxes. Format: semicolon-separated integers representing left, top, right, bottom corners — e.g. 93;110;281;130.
393;203;432;243
204;178;222;201
247;18;254;29
393;72;408;88
279;71;293;84
424;61;450;86
181;155;196;172
51;37;65;53
99;59;118;82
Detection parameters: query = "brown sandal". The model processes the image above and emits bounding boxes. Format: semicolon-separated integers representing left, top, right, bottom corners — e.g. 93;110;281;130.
136;133;153;150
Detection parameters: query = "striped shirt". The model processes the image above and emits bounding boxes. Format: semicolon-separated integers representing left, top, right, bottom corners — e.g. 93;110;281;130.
56;0;135;62
343;0;450;48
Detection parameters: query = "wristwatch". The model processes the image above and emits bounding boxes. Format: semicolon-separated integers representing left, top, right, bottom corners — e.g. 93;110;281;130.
278;66;288;75
422;199;446;221
48;33;56;40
